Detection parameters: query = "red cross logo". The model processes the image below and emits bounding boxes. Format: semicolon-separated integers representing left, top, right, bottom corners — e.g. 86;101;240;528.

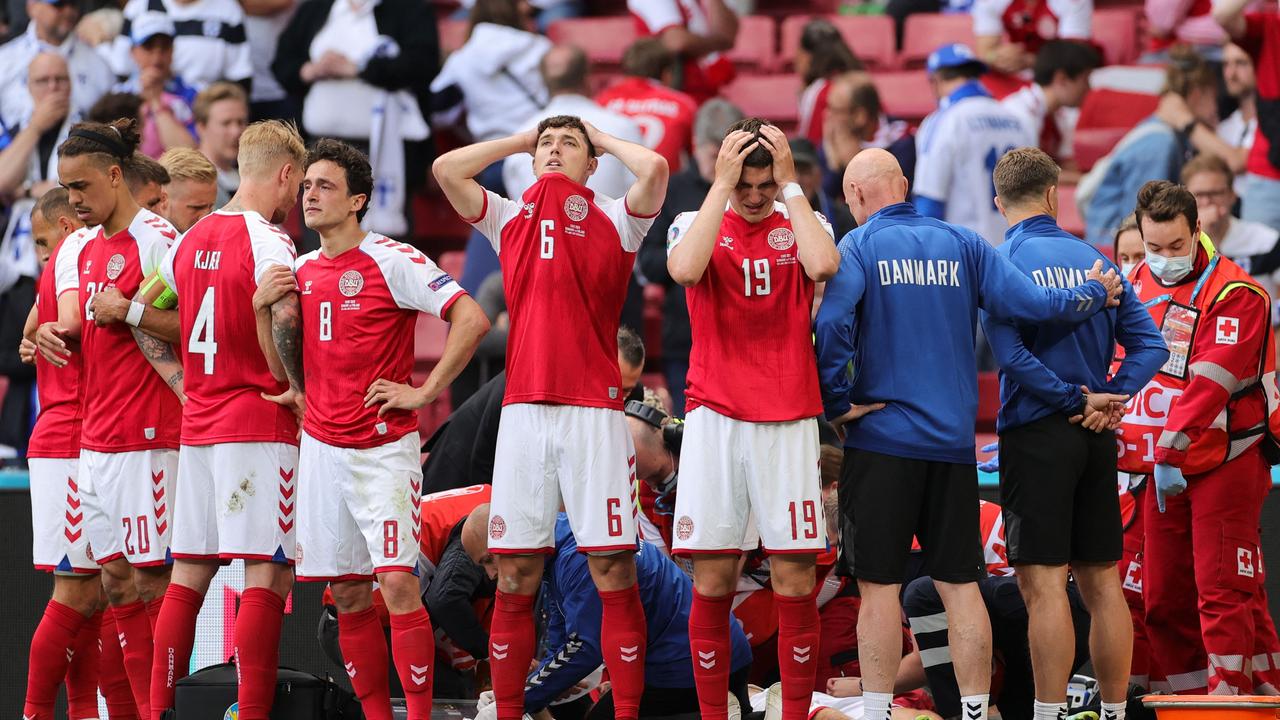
1217;316;1239;345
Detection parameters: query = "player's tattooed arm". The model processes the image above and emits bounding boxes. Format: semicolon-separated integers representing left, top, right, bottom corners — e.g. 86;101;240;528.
253;264;296;382
89;273;181;343
131;325;186;402
271;293;305;393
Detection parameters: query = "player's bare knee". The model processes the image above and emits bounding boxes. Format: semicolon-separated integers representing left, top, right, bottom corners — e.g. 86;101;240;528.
496;554;546;595
586;551;637;591
770;554;817;598
52;574;103;616
330;580;374;614
243;559;291;599
133;566;170;602
691;554;740;597
1071;562;1123;610
376;571;423;615
171;559;219;596
1014;564;1068;606
101;561;138;606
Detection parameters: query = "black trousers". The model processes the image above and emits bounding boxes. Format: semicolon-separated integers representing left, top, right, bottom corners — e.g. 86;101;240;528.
582;666;751;720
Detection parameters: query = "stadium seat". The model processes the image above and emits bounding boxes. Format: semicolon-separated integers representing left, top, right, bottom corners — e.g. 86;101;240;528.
779;14;899;70
977;371;1000;432
718;74;804;130
901;13;975;69
436;251;465;283
870;70;935;123
1073;88;1159;171
727;15;778;71
413;191;471;254
1091;7;1140;65
1058;184;1085;238
438;19;468;56
414;313;449;363
547;17;637;68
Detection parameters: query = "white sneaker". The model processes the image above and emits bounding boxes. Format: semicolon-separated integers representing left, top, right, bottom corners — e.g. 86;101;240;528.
763;682;784;720
728;692;743;720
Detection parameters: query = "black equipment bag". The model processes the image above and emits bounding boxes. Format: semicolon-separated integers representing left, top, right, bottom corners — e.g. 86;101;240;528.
172;662;362;720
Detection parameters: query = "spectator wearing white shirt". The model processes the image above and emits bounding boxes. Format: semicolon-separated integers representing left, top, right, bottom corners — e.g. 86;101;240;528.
453;0;581;33
430;0;549;144
111;0;254;91
972;0;1092;76
1183;154;1280;321
0;0;113;130
193;80;246;205
0;52;70;201
627;0;738;104
1218;42;1257;153
1000;40;1099;181
238;0;297;121
502;44;643;201
114;13;197;159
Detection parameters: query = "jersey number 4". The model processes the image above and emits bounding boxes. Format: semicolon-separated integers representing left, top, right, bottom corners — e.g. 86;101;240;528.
189;287;218;374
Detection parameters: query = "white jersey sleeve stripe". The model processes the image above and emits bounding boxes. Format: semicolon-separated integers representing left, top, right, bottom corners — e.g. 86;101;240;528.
53;228;92;296
599;194;656;253
467;190;523;255
364;234;467;317
242;212;298;284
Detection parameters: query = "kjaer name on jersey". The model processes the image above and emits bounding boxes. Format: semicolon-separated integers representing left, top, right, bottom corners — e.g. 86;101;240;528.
877;258;962;287
193;250;222;270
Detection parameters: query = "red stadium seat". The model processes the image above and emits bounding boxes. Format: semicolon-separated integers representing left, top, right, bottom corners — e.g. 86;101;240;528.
1058;184;1085;238
438;19;468;56
436;251;465;283
870;70;935;123
780;15;899;70
718;74;804;130
1091;7;1140;65
1073;88;1159;171
415;314;449;363
901;13;975;69
727;15;778;71
547;17;637;68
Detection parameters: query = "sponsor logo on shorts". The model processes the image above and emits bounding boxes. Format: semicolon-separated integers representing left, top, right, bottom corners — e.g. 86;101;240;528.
564;195;589;222
295;542;303;564
767;227;795;251
489;515;507;540
106;253;126;280
338;270;364;297
676;515;694;541
428;274;454;292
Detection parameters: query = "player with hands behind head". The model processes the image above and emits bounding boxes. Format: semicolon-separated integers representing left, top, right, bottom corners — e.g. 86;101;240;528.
433;113;668;720
666;118;842;720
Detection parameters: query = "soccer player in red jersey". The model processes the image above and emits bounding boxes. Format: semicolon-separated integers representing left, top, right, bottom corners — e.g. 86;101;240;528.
21;188;103;720
596;38;698;173
666;118;843;720
256;139;489;720
433;114;668;720
121;120;308;720
56;119;182;720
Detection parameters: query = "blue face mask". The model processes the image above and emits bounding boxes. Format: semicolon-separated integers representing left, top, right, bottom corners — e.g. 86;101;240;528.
1120;262;1136;277
1146;248;1195;283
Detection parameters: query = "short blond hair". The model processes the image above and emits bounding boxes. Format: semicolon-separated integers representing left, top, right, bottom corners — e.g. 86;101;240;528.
237;119;306;180
159;147;217;185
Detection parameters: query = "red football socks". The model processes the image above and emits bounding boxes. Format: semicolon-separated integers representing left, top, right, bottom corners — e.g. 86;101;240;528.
112;600;155;720
338;606;392;720
100;608;140;720
145;597;163;633
234;588;285;720
776;593;821;720
24;599;87;720
149;583;203;720
66;609;103;720
689;590;734;720
390;607;435;720
599;585;646;720
490;590;536;720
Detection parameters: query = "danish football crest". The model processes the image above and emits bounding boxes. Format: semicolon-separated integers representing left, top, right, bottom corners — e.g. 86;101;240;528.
338;270;364;297
489;515;507;539
676;516;694;540
767;228;795;251
564;194;589;222
106;254;126;280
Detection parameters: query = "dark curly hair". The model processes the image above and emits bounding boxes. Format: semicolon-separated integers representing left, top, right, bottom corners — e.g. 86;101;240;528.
305;138;373;222
58;118;141;171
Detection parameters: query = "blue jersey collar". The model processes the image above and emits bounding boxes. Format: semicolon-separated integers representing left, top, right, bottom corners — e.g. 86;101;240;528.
869;202;917;222
941;80;991;110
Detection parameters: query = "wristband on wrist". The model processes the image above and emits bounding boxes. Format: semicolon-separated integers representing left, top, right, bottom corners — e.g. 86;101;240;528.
125;301;145;327
781;182;804;201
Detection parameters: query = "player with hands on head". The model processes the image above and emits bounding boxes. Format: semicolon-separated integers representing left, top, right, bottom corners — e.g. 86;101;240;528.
56;118;182;720
257;138;488;720
814;148;1124;720
140;120;309;720
1115;180;1278;695
665;117;842;720
433;113;668;720
980;148;1167;720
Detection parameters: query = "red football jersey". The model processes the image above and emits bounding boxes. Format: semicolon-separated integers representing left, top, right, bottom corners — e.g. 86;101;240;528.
419;484;492;567
295;233;466;449
27;229;93;458
629;0;735;103
668;202;829;422
78;210;182;452
468;172;655;410
596;78;697;173
158;210;298;446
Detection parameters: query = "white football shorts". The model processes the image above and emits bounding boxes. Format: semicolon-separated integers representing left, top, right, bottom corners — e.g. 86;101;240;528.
672;407;824;555
296;431;423;580
171;442;299;563
488;403;637;554
29;457;97;574
80;448;178;566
